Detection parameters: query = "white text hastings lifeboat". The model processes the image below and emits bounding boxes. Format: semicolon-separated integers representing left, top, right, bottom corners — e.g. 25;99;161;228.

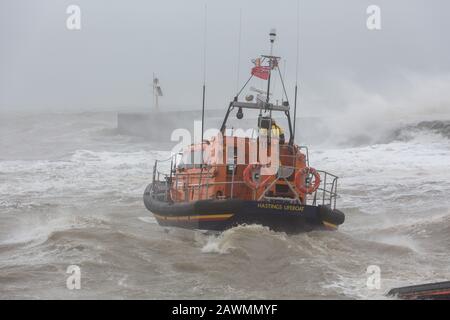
143;32;345;234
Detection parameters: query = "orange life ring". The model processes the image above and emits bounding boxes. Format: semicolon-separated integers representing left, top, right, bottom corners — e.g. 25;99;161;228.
243;163;272;190
295;167;321;194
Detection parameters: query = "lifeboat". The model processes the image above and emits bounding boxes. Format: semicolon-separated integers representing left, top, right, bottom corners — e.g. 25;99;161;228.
143;31;345;234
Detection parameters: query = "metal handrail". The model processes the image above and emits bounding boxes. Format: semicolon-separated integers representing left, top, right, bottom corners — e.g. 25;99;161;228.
151;151;338;208
307;170;338;209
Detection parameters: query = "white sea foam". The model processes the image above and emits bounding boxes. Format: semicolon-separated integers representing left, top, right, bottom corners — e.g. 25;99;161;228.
1;112;450;299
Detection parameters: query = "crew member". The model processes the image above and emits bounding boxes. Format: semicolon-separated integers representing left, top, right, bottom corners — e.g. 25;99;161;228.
271;120;285;144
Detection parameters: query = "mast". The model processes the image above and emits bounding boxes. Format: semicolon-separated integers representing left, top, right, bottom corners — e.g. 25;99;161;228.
220;29;294;143
266;28;276;103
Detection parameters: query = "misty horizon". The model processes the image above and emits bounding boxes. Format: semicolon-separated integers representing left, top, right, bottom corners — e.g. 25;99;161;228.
1;0;450;116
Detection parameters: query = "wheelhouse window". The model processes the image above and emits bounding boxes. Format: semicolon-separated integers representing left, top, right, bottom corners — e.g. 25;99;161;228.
178;150;208;169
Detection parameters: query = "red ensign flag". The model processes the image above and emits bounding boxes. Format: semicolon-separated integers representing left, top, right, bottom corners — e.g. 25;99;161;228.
251;66;271;80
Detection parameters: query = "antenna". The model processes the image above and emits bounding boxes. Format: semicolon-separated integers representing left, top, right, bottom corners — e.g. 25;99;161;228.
293;0;300;140
201;4;207;153
282;59;287;102
236;9;242;94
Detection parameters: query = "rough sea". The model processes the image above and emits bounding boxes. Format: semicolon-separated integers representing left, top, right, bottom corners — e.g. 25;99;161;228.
1;111;449;299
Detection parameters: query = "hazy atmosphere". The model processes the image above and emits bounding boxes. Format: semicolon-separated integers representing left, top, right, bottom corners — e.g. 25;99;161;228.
2;0;450;113
1;0;450;301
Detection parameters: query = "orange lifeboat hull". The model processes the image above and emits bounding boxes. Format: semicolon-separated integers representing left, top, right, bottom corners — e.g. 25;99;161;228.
144;184;345;233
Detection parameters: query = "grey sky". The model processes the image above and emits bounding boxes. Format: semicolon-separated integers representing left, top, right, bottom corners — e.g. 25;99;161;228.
1;0;449;113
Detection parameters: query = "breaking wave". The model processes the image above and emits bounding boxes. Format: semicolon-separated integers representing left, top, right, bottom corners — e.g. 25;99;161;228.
2;111;450;299
329;120;450;147
386;120;450;143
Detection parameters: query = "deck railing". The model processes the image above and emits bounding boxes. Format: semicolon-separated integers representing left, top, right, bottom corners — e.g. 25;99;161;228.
151;150;338;209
